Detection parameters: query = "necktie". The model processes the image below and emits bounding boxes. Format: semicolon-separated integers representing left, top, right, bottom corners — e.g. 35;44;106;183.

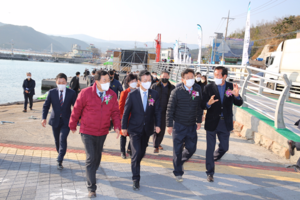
99;92;103;101
59;91;63;117
143;91;147;112
59;91;63;107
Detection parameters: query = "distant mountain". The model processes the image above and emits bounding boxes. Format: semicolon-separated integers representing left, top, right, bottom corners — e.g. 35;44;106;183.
66;34;199;51
0;23;89;52
49;35;89;51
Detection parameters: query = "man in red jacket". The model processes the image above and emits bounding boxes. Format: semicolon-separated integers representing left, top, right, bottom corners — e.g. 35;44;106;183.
69;70;121;198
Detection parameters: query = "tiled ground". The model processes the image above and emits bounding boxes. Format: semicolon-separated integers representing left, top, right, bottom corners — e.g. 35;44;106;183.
0;146;300;200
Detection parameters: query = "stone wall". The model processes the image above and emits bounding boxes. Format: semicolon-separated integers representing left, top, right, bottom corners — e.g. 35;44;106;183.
233;106;300;163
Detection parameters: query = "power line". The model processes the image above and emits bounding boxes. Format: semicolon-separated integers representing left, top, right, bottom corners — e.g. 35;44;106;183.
232;0;278;18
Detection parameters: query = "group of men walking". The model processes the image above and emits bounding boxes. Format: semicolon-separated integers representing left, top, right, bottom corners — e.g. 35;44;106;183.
24;66;245;198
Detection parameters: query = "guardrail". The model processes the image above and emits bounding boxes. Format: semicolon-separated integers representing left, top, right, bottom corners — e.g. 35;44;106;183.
151;62;291;129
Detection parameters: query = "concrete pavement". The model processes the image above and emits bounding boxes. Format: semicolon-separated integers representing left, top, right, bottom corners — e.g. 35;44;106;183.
1;102;300;199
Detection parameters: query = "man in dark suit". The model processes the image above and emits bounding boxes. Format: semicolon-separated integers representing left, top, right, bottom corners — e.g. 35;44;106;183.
202;66;243;182
70;72;81;98
151;70;175;153
122;70;161;191
22;72;36;112
166;68;203;182
42;73;76;170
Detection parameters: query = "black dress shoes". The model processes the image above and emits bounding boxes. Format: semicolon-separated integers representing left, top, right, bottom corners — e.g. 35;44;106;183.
133;181;140;190
207;175;214;182
57;161;63;170
127;150;132;158
288;140;296;156
121;152;126;159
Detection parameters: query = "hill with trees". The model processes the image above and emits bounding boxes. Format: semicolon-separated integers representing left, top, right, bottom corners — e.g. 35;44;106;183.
228;15;300;59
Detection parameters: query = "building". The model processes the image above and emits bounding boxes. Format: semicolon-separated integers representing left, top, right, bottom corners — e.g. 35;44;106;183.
160;48;173;61
67;44;93;58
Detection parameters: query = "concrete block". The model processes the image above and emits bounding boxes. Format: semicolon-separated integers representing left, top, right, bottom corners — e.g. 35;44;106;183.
234;121;244;132
254;132;262;145
240;127;254;140
261;136;273;150
270;142;282;155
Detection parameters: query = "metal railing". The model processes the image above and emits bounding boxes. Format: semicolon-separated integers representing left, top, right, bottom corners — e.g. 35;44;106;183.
151;62;291;129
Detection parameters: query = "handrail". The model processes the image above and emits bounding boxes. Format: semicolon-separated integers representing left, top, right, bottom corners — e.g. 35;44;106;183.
152;62;291;128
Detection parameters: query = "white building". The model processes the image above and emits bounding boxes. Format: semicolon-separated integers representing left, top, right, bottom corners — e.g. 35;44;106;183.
68;44;93;58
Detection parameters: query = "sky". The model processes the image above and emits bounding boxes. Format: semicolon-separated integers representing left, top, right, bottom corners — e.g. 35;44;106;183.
0;0;299;46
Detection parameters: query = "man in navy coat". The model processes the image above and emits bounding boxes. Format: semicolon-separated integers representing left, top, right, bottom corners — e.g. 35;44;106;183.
41;73;76;169
122;70;161;191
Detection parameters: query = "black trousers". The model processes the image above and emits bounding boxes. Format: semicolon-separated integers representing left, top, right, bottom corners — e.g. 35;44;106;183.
24;93;33;110
51;118;70;162
120;135;131;153
172;122;197;176
153;112;166;148
296;142;300;167
81;133;107;192
206;119;230;176
129;127;150;181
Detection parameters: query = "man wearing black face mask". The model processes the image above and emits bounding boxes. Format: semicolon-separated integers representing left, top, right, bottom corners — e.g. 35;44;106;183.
150;71;175;153
108;70;123;98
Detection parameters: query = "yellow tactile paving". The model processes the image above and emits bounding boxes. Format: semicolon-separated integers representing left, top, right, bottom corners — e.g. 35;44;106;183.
1;145;300;183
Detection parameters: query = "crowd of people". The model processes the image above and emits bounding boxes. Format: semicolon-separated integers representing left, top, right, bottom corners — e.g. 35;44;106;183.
20;67;300;198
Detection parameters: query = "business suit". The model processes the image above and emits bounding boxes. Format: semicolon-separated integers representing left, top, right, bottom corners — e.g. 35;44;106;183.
42;88;76;162
122;88;161;181
202;81;243;176
70;76;80;98
22;79;35;110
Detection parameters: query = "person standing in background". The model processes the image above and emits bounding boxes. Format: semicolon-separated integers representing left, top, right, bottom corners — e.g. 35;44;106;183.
22;72;36;112
70;72;81;98
195;72;207;94
151;70;175;153
109;70;123;98
41;73;76;170
151;71;159;85
87;70;96;87
119;73;138;159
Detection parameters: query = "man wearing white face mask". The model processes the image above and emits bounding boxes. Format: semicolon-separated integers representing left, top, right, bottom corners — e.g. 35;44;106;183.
42;73;76;170
69;70;121;198
122;70;161;191
202;66;243;183
166;68;203;183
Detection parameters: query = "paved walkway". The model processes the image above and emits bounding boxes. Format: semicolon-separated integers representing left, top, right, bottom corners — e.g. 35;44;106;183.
1;102;300;199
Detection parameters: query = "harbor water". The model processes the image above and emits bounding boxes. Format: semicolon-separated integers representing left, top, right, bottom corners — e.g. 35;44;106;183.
0;60;94;104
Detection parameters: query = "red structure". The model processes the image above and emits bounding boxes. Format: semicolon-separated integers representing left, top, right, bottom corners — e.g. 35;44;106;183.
154;34;161;62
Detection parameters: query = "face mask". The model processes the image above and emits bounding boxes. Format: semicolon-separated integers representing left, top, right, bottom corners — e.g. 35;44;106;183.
100;82;110;91
110;76;113;80
141;82;151;90
27;76;31;79
196;77;201;82
57;84;66;91
214;78;223;85
185;79;195;87
153;75;157;78
161;78;168;83
201;79;206;83
129;82;137;89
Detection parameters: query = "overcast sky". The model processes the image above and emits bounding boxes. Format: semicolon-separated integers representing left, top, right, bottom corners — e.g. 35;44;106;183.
0;0;299;46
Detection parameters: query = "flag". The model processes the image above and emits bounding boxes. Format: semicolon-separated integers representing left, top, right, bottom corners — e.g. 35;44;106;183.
197;24;202;64
173;40;179;64
242;2;251;65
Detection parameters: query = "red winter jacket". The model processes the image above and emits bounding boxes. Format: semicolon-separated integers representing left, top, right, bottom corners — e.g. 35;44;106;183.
69;83;121;136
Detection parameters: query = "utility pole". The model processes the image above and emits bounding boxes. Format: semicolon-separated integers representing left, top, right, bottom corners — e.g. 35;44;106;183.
222;10;234;64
